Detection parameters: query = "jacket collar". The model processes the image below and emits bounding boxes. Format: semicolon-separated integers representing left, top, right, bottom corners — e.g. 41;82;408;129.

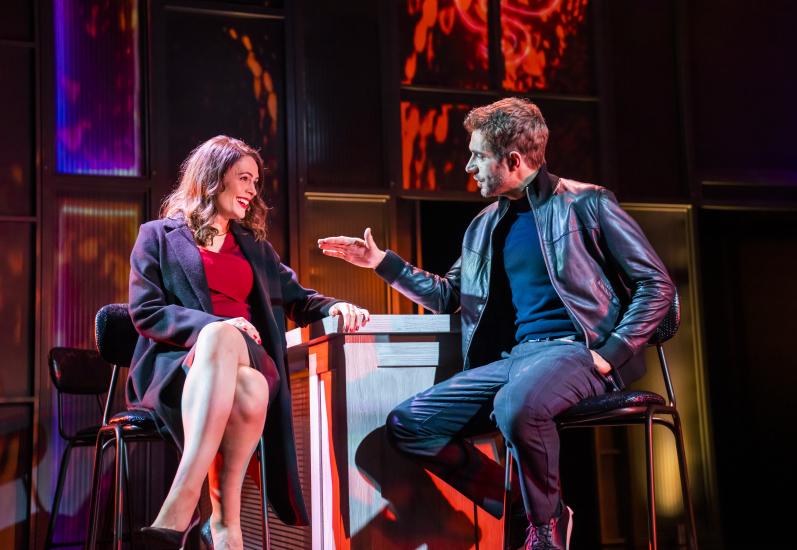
524;164;558;206
496;164;558;213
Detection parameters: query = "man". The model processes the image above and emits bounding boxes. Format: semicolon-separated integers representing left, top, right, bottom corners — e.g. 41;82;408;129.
318;98;674;549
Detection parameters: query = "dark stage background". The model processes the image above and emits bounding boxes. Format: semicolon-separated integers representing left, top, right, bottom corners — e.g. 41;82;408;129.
1;0;795;548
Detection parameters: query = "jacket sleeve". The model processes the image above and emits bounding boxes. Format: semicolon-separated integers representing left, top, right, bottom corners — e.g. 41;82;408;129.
128;223;224;348
592;189;676;368
276;253;340;327
374;249;462;314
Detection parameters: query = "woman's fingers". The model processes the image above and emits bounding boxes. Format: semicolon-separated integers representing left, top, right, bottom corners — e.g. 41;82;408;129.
224;317;262;345
330;303;371;332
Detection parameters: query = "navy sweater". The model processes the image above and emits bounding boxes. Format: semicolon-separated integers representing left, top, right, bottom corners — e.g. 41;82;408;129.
502;199;576;343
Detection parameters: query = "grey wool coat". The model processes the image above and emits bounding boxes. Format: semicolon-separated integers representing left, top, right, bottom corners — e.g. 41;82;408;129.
127;217;338;525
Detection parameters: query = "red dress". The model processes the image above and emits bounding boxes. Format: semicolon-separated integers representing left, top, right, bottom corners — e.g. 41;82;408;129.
199;232;279;398
199;232;254;320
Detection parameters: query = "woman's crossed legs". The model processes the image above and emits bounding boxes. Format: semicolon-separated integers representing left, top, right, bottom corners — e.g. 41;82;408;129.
151;321;269;550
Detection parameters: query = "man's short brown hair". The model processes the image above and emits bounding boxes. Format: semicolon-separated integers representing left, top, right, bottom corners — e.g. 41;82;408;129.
463;97;548;168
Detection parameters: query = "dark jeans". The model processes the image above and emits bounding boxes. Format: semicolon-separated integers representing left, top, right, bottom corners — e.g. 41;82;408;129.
386;339;608;523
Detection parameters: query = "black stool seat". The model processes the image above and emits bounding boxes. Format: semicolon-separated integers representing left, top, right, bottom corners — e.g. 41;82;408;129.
107;408;161;428
558;390;666;419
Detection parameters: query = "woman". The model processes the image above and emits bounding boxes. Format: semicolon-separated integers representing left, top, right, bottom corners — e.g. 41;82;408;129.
128;135;369;549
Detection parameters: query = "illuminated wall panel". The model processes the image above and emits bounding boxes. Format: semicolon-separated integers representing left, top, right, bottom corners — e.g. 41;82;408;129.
53;196;142;348
44;196;142;545
400;0;491;90
54;0;142;176
400;100;474;192
500;0;594;94
399;0;594;94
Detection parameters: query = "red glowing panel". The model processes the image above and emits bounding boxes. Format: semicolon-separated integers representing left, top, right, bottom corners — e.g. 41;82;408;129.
400;0;490;89
501;0;593;94
401;101;476;192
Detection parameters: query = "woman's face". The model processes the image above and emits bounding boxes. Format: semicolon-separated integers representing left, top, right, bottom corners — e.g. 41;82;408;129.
215;155;259;225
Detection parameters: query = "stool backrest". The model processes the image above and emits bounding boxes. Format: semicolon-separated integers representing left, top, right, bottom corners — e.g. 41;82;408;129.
48;346;115;440
648;292;681;346
94;303;138;367
649;292;681;407
48;347;113;395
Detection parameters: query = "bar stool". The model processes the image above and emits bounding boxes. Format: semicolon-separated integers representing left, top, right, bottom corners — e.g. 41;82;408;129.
502;295;698;549
45;347;114;548
86;303;272;549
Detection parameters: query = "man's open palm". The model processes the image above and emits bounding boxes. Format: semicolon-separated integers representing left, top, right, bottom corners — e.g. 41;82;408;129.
317;227;386;269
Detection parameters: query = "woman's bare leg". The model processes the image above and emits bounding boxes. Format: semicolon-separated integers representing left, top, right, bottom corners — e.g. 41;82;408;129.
150;322;249;530
208;366;270;550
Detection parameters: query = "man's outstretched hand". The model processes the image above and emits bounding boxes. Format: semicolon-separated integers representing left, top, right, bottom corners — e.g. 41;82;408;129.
317;227;386;269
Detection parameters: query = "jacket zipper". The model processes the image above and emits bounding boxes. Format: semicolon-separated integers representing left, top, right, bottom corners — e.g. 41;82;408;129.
463;202;508;367
526;188;591;348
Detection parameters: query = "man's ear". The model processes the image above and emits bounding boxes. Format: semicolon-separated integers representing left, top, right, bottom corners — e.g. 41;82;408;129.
506;150;523;171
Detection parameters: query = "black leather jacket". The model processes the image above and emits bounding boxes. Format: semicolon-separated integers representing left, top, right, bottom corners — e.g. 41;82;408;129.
375;166;675;388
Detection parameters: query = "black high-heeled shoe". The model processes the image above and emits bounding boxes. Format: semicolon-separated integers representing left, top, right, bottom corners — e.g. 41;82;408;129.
139;510;200;549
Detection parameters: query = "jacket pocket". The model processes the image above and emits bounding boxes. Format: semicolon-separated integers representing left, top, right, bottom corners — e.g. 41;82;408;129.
593;277;620;305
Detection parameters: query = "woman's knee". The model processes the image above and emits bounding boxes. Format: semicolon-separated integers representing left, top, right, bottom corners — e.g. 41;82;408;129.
196;322;247;362
230;368;269;423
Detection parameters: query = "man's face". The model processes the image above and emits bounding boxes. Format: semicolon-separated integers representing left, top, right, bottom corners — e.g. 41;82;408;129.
465;130;510;198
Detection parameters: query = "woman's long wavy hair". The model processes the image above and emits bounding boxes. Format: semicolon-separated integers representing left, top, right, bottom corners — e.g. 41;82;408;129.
161;135;269;246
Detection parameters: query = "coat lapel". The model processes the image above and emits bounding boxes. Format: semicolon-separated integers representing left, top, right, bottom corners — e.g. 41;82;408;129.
164;220;214;313
230;222;272;309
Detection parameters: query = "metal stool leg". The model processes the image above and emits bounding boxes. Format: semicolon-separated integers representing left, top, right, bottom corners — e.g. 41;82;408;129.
258;435;271;550
113;425;125;550
672;414;698;549
86;429;112;549
645;413;658;550
502;446;514;550
123;441;135;547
